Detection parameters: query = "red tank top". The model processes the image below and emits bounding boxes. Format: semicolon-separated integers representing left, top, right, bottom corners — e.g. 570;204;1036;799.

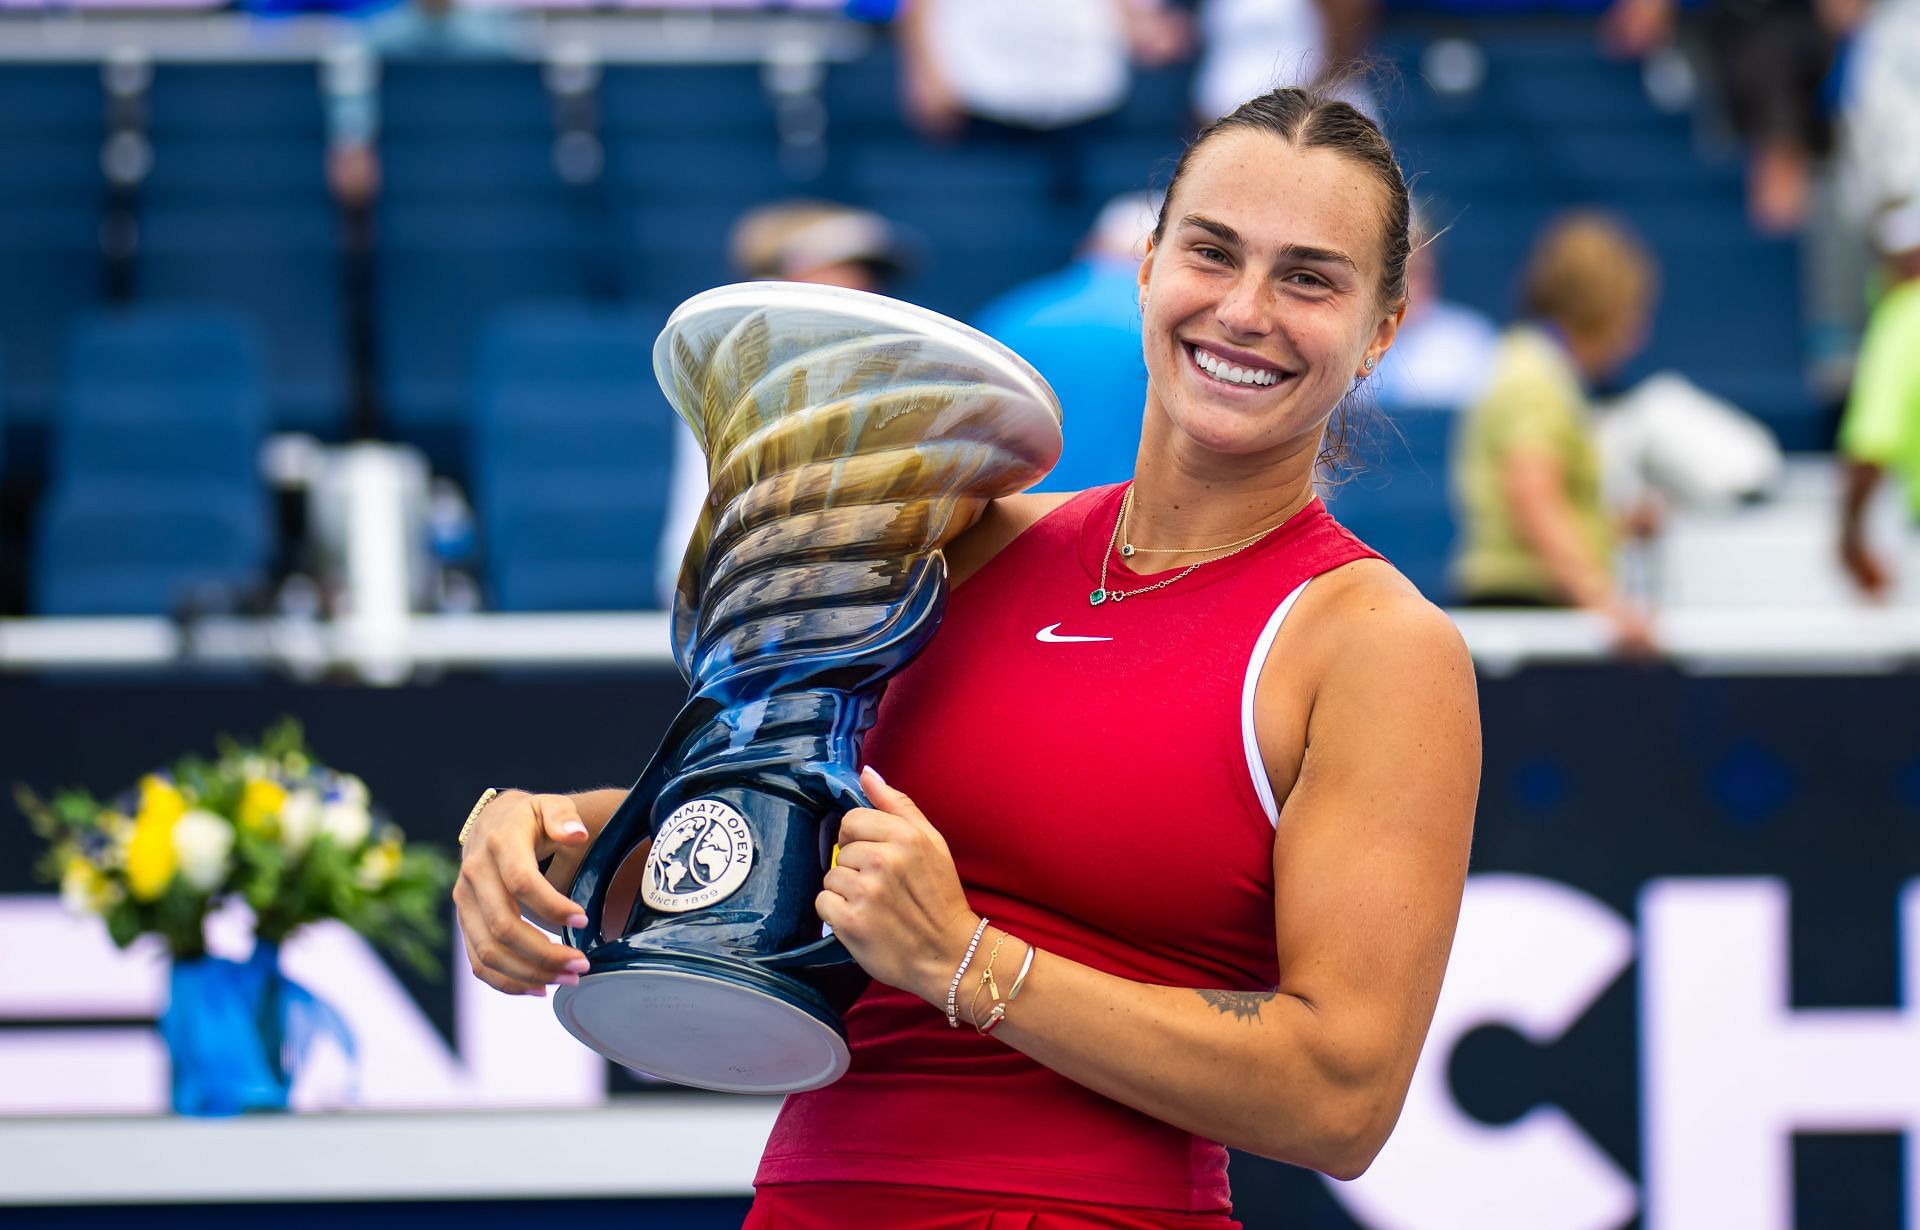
756;482;1382;1212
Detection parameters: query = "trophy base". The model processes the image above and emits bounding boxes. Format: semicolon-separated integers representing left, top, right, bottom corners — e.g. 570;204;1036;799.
552;949;852;1095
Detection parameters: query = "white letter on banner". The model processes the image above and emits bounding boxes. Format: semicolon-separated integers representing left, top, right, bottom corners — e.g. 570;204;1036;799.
1326;873;1639;1230
1641;878;1920;1230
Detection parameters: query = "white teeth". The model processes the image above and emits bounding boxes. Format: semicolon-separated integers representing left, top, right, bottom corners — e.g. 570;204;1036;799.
1191;345;1278;387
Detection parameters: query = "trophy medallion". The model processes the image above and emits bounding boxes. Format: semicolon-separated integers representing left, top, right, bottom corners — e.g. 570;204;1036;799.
553;282;1062;1093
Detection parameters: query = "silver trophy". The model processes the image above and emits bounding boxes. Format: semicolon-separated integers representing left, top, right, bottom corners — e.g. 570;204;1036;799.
554;282;1063;1092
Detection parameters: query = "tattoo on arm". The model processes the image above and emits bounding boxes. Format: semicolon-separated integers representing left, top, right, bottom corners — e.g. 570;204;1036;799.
1196;989;1276;1022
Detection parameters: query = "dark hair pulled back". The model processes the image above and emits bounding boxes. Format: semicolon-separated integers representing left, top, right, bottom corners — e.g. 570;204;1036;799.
1153;87;1412;313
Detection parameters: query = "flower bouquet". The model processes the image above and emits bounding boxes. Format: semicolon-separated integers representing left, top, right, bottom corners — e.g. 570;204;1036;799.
16;719;454;1115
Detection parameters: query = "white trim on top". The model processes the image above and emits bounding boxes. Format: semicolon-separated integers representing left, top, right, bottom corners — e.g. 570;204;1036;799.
1240;578;1315;828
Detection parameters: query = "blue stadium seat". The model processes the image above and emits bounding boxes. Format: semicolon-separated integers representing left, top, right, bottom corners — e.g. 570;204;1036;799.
382;62;555;139
137;205;346;437
381;135;565;203
601;65;776;136
0;67;101;139
470;304;677;611
148;65;326;138
0;210;105;426
31;479;270;616
56;308;269;481
375;201;598;449
141;138;329;208
1324;409;1459;601
31;309;272;615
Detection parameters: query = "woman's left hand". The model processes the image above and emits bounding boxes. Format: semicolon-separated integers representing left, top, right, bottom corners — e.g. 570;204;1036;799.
817;766;979;1004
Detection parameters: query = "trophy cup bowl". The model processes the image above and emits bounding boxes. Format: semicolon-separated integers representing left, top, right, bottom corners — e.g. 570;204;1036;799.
553;282;1063;1093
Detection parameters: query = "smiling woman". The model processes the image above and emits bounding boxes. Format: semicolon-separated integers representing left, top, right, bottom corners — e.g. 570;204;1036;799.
453;86;1480;1230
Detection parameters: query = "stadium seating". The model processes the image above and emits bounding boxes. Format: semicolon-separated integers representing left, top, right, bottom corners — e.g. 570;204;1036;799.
469;304;678;611
30;309;271;615
140;65;345;437
0;20;1832;614
376;63;605;464
1379;28;1820;449
0;66;107;427
1323;406;1459;601
32;481;272;617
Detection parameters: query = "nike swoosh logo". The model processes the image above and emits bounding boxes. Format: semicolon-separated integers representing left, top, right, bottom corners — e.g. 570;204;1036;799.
1036;623;1113;644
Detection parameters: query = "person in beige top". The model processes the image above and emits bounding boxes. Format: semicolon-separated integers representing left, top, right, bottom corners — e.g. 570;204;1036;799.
1451;212;1661;654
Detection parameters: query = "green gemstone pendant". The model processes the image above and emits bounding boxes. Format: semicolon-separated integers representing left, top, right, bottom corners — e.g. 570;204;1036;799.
1089;588;1108;606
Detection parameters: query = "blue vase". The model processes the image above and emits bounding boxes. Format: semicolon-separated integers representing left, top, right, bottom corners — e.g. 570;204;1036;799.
160;944;291;1116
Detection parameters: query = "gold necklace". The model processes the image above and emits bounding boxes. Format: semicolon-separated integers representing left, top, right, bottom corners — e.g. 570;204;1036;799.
1117;491;1288;558
1089;486;1285;607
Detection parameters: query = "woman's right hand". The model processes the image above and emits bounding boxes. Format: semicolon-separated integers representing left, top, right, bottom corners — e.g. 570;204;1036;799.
453;791;595;997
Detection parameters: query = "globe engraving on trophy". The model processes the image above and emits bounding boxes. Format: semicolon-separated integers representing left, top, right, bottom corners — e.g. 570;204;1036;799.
552;282;1062;1094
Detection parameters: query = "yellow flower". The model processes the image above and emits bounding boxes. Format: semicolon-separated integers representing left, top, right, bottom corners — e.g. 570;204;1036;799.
126;775;185;901
238;779;288;835
60;855;117;915
355;839;403;891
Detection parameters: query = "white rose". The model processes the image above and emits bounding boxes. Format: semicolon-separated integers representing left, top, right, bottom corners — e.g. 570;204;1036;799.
172;810;235;892
332;775;370;810
280;788;322;853
318;800;372;849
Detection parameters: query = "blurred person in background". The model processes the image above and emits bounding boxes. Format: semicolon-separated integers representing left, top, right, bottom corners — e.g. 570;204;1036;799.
896;0;1191;199
1602;0;1862;235
1192;0;1379;122
1834;0;1920;597
973;192;1159;492
1368;208;1498;413
461;88;1479;1226
321;0;528;208
657;201;915;604
1452;212;1662;655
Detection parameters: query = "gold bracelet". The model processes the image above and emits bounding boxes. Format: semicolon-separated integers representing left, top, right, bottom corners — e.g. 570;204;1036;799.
979;941;1036;1037
457;787;501;847
968;931;1008;1030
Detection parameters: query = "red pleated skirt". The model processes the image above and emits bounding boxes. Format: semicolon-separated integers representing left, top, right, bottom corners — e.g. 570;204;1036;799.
745;1182;1244;1229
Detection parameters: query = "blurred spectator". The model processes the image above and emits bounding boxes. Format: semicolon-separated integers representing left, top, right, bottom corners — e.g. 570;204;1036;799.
974;192;1156;493
1835;213;1920;598
1369;211;1498;413
895;0;1191;166
321;0;529;208
658;201;915;603
1603;0;1862;235
1452;212;1662;655
1192;0;1376;122
727;200;914;292
1833;0;1920;597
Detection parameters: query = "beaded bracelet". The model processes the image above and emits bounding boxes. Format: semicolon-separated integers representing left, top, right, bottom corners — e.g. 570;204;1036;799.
946;917;991;1029
977;941;1038;1037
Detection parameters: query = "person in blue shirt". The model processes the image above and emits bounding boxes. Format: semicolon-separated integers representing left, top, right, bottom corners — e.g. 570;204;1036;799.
975;193;1159;492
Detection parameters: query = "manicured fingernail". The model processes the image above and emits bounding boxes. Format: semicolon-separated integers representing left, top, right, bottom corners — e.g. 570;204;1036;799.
554;973;580;987
560;821;587;838
524;987;548;998
566;913;589;929
565;958;591;974
862;765;886;787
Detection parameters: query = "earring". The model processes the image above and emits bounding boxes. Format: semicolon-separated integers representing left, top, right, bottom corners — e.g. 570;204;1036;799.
1363;355;1377;371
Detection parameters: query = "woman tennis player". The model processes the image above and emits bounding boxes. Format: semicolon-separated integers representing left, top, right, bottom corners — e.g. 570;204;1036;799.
456;86;1480;1229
